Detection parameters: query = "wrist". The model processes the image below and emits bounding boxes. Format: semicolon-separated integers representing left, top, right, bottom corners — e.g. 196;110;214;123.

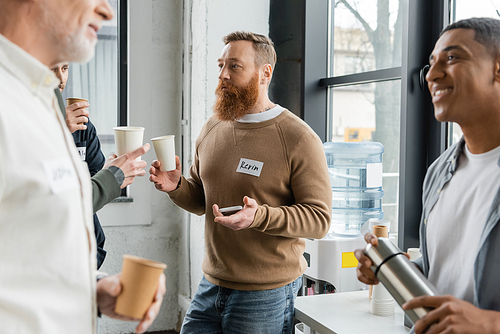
247;206;261;229
107;166;125;187
167;177;182;192
96;271;109;317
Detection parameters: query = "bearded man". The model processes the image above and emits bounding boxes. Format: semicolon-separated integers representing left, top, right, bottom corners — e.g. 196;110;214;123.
149;31;332;334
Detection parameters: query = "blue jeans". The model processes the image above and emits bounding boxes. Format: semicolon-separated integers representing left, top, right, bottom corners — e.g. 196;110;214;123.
181;276;302;334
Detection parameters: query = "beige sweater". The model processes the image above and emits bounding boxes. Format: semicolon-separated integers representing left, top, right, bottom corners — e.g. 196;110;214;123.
168;110;332;290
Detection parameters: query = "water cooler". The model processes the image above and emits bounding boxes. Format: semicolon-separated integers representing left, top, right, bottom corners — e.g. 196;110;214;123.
303;142;385;294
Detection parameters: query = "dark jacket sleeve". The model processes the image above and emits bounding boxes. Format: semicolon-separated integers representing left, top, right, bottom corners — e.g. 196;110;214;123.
84;120;105;176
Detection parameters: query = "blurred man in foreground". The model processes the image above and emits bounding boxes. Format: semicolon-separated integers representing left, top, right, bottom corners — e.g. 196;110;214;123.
0;0;164;333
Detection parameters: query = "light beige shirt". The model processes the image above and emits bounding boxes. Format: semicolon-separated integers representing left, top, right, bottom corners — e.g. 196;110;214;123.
0;34;97;333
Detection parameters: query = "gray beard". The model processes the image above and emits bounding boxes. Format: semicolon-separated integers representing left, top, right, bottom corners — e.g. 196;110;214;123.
39;5;96;64
61;32;96;64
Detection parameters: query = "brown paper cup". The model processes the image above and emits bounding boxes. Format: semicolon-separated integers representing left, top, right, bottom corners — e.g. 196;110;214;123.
66;98;88;125
115;255;167;319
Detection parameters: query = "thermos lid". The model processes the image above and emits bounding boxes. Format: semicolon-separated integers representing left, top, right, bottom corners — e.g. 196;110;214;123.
372;225;388;238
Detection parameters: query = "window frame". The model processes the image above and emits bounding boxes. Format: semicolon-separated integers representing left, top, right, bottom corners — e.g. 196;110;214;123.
118;0;128;127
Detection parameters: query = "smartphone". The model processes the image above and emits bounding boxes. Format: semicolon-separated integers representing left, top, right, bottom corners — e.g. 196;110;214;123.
219;205;243;216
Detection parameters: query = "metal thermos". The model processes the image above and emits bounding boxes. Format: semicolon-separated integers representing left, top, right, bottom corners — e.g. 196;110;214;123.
364;237;439;324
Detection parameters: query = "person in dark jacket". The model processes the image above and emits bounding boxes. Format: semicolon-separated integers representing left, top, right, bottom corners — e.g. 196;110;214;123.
52;62;107;269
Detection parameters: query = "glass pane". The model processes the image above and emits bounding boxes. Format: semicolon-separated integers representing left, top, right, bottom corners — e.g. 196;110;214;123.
330;0;402;76
62;0;119;158
447;0;500;146
453;0;500;21
329;80;401;234
448;123;463;147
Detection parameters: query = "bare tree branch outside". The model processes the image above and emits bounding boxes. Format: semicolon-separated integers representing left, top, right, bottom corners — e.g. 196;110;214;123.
330;0;402;230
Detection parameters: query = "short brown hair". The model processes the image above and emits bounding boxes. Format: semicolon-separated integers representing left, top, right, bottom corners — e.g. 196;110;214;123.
223;31;277;70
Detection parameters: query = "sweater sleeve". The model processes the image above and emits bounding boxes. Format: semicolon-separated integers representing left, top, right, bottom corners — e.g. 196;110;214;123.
91;169;121;213
250;122;332;239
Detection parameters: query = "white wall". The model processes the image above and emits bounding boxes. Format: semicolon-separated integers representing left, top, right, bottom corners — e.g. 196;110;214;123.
98;0;271;332
98;0;184;332
184;0;271;308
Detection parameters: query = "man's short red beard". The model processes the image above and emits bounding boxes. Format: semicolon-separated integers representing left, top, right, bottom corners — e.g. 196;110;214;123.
213;72;260;121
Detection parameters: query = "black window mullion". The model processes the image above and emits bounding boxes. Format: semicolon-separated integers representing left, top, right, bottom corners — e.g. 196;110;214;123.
320;67;402;87
398;0;447;251
118;0;128;197
118;0;127;127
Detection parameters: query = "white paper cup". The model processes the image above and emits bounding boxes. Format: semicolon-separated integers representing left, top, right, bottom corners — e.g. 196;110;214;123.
371;284;394;316
407;248;422;261
113;127;145;161
151;135;176;171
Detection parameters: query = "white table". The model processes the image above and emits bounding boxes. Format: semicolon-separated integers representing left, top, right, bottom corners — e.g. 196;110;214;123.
294;290;410;334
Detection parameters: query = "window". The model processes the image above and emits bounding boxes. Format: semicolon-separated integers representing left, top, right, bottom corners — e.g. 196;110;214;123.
453;0;500;21
61;0;125;158
331;0;401;76
343;56;373;75
299;0;450;250
326;0;403;235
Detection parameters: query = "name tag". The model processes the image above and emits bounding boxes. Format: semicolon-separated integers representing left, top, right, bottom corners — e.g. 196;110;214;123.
42;159;79;194
76;147;86;161
236;158;263;177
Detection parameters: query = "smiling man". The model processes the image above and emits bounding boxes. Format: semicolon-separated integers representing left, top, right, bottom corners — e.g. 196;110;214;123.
355;18;500;333
0;0;163;333
149;31;332;333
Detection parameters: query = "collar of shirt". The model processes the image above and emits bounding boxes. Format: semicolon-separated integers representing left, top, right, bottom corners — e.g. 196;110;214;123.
447;136;500;171
237;105;285;123
464;142;500;164
0;33;59;101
